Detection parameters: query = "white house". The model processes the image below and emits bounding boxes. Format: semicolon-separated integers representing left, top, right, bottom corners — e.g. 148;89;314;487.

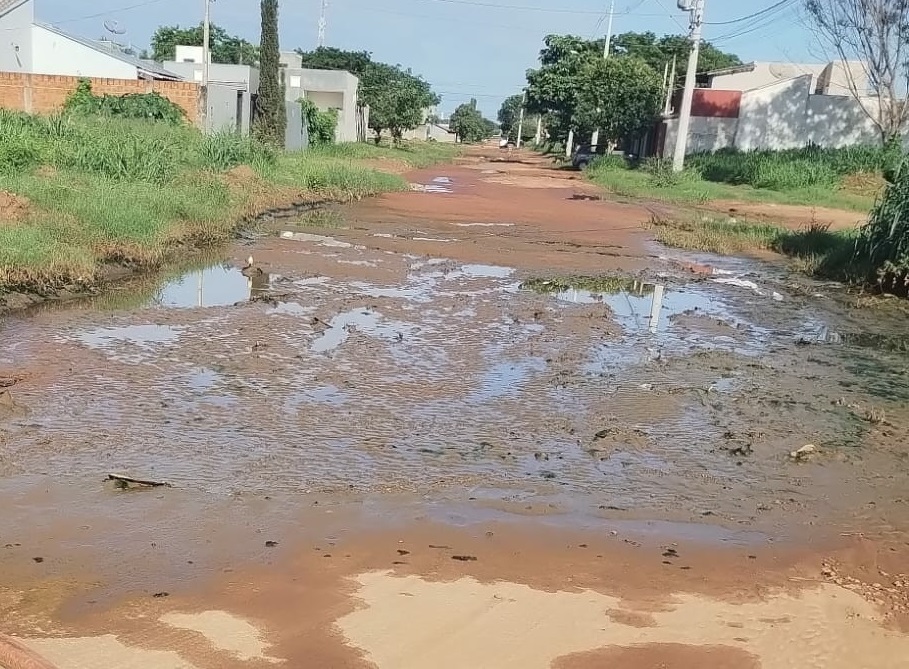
0;0;179;80
658;60;889;156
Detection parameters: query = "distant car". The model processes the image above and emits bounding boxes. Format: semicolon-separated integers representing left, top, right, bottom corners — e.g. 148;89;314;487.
571;143;607;170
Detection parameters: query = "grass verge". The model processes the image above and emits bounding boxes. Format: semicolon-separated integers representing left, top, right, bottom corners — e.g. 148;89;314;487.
0;111;459;292
586;160;875;212
648;216;866;283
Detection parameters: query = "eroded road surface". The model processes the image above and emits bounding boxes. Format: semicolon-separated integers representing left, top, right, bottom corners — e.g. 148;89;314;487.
1;149;909;668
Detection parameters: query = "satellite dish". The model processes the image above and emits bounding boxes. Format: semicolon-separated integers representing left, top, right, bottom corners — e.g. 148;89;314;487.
103;20;127;36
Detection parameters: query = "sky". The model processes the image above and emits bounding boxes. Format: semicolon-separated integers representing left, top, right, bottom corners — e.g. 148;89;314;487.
35;0;822;117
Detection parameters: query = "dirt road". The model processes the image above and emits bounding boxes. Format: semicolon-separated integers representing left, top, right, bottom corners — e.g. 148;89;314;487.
1;148;908;668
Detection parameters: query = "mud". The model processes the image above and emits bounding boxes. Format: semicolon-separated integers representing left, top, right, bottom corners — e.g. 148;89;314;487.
1;147;908;667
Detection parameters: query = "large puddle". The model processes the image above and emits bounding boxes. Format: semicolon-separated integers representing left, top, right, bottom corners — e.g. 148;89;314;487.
1;226;908;538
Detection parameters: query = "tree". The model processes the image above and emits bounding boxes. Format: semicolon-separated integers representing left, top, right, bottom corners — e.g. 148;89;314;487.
805;0;909;144
450;100;493;143
610;31;740;81
296;47;373;77
150;24;258;64
254;0;286;146
361;62;439;144
525;35;601;142
498;93;539;142
574;57;663;146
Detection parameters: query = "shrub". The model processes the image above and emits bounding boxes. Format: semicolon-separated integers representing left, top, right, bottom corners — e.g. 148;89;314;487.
855;160;909;295
587;153;626;172
299;99;338;146
64;79;185;124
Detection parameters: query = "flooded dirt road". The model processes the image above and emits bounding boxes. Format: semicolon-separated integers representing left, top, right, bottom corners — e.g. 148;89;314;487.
1;149;908;668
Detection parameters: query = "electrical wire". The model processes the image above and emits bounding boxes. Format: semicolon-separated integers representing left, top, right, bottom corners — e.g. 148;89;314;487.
705;0;796;26
415;0;666;17
710;3;798;44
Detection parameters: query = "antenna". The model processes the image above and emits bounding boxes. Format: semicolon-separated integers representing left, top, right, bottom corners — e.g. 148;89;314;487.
317;0;328;47
103;19;127;35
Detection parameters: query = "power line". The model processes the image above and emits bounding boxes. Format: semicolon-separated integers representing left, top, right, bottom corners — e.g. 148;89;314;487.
705;0;796;26
648;0;687;32
53;0;170;26
711;4;798;44
415;0;666;16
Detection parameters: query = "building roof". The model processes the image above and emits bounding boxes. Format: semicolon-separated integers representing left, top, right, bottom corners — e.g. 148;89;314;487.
704;63;756;78
36;22;182;80
0;0;29;18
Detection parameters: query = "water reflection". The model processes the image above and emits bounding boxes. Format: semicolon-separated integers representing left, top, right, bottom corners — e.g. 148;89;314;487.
149;264;270;309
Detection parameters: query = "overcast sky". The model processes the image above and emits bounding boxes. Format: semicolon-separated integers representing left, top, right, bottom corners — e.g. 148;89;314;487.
36;0;819;116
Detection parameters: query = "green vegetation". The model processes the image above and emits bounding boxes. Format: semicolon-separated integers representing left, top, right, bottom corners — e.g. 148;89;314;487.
522;275;651;295
299;99;338;146
856;162;909;296
584;150;883;211
304;140;461;168
296;47;440;145
0;108;456;292
449;101;496;143
497;94;538;144
63;80;186;124
253;0;286;147
150;23;259;64
525;33;740;144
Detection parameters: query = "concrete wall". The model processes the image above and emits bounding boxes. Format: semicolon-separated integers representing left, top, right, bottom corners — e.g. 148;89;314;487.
806;94;882;147
662;117;738;156
175;45;210;64
163;61;259;92
0;71;200;121
710;62;828;94
284;68;359;142
403;123;458;142
0;0;34;72
30;24;137;79
734;75;811;151
285;100;306;151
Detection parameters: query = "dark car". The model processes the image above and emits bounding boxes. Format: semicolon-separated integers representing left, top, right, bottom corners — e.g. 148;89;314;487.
571;143;607;170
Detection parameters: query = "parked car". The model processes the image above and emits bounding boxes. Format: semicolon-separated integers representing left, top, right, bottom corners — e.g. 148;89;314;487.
571;144;607;170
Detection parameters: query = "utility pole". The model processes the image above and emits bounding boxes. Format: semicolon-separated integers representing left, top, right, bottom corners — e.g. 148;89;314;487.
200;0;211;132
591;0;616;147
534;116;542;145
317;0;328;48
672;0;705;172
516;90;527;148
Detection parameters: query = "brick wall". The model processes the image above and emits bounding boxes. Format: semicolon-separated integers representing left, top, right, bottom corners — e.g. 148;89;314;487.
0;72;200;122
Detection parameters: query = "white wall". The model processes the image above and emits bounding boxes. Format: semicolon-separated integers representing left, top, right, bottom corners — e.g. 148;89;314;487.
663;117;738;155
285;69;360;142
805;94;882;147
711;62;827;94
30;25;136;79
734;75;811;151
0;1;35;72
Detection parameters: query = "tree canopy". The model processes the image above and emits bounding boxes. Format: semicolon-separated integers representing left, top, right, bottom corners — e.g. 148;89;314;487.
253;0;285;147
450;101;495;143
609;31;741;79
574;57;663;145
150;24;258;64
525;32;740;142
497;94;539;143
297;47;439;143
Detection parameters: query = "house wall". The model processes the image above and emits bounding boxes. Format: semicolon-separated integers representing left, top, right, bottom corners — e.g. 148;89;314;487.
710;62;827;94
284;68;359;142
162;61;259;92
734;75;811;151
0;0;34;72
205;83;240;132
805;94;882;147
403;123;457;143
30;24;137;79
285;100;306;151
0;71;200;121
661;117;738;156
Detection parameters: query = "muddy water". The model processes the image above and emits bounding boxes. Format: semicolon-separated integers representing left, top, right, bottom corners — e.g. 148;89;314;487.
1;220;907;543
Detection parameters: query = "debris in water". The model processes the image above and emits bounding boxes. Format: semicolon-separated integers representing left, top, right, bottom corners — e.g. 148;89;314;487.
32;557;44;563
265;540;279;548
790;444;818;461
107;474;172;489
451;555;478;562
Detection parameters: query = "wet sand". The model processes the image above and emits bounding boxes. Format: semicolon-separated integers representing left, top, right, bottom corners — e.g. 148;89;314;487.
1;148;908;667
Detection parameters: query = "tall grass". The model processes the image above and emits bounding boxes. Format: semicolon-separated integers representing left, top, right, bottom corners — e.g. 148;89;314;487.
0;109;453;290
855;162;909;296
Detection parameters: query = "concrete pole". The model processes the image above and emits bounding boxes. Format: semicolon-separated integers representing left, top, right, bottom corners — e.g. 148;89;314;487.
672;0;705;172
566;128;574;158
516;90;527;148
200;0;211;132
534;116;542;145
591;0;616;147
663;54;677;115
